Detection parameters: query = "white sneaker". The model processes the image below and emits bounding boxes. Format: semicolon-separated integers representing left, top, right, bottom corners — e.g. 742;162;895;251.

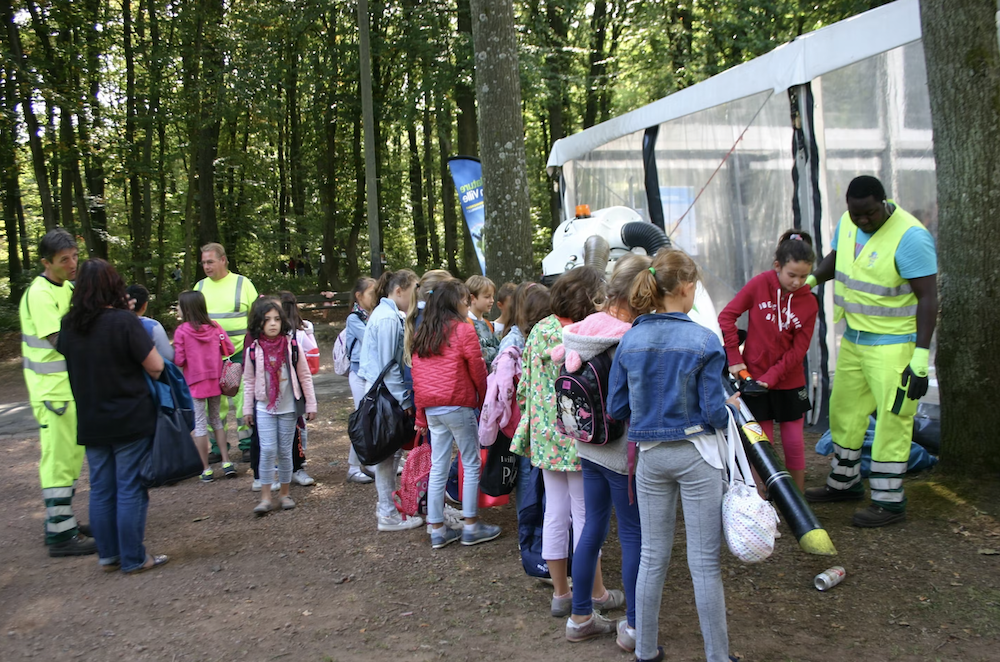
292;469;315;486
252;479;262;492
271;481;281;491
347;470;374;484
426;505;464;534
377;512;424;532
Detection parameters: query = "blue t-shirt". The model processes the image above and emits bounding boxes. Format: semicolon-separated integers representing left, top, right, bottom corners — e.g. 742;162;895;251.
832;215;937;345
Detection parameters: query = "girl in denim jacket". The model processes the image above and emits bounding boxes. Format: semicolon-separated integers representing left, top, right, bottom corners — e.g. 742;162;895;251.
606;249;740;662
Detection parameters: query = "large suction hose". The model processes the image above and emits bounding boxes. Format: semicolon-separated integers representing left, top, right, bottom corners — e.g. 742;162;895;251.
621;222;671;255
583;235;611;272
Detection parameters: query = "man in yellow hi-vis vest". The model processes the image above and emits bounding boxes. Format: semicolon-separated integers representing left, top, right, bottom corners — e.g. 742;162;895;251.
196;243;258;463
20;228;96;556
804;176;938;527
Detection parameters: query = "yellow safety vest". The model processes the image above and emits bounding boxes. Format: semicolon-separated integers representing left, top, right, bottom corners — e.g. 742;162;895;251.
195;272;257;355
19;275;74;401
833;205;924;336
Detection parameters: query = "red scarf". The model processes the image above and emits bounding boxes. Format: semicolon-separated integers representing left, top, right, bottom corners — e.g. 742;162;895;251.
257;334;288;410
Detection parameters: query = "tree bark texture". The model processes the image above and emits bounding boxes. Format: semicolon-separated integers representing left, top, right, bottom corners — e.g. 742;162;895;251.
469;0;533;284
920;0;1000;474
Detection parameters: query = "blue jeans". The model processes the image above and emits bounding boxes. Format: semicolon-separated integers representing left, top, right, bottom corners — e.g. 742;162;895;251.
256;409;297;485
572;458;641;627
86;436;153;572
426;407;481;524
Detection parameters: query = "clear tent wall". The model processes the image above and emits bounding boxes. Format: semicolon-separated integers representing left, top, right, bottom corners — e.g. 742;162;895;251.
553;32;935;427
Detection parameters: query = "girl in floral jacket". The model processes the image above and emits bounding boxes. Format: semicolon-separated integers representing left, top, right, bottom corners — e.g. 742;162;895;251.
511;267;622;619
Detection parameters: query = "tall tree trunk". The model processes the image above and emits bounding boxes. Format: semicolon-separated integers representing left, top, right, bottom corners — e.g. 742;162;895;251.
288;44;305;254
1;0;56;229
124;0;146;282
920;0;1000;474
347;107;365;281
196;0;223;255
469;0;533;283
81;0;109;258
423;92;441;267
0;62;23;297
408;125;429;269
584;0;608;129
436;93;460;275
456;0;482;275
278;96;289;255
318;19;340;290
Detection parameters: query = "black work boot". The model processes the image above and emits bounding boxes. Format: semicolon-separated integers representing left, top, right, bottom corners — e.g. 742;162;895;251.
852;504;906;528
49;534;98;557
804;484;864;503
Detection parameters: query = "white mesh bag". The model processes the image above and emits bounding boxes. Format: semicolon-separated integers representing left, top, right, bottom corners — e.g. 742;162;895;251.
721;408;779;563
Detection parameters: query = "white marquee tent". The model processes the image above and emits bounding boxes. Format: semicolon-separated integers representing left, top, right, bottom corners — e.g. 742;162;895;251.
546;0;936;423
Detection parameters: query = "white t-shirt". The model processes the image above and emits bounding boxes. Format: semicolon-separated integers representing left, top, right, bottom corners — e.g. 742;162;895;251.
257;363;296;415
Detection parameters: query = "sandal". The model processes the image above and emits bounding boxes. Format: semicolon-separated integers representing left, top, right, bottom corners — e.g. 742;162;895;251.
126;554;169;574
280;496;296;511
254;500;273;516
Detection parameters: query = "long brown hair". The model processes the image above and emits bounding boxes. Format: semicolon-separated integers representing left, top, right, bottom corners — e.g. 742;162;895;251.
516;283;552;337
404;269;452;364
412;280;469;358
603;253;654;320
550;266;604;322
178;290;212;329
375;269;418;301
279;291;305;331
63;259;129;334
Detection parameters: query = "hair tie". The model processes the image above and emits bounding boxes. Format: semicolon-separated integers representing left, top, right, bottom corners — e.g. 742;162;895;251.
649;267;656;275
790;233;802;241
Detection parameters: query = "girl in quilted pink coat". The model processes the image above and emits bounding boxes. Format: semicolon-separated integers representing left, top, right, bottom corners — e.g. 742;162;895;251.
411;279;499;549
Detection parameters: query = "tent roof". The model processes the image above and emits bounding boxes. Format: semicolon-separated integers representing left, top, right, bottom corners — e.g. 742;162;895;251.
546;0;922;171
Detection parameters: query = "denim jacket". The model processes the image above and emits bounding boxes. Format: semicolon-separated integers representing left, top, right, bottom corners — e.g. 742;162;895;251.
357;298;411;409
345;305;368;375
607;312;728;441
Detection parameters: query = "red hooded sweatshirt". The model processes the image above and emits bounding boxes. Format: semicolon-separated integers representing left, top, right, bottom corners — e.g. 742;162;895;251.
718;269;818;391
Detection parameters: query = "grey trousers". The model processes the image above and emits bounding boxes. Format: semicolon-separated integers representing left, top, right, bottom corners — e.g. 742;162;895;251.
634;441;729;662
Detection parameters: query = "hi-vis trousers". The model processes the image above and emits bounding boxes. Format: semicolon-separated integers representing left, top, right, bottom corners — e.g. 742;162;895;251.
826;339;916;511
34;400;83;544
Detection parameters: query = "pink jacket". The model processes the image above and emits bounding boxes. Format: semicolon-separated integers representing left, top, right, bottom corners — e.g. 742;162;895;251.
173;321;235;398
478;345;522;446
242;336;317;416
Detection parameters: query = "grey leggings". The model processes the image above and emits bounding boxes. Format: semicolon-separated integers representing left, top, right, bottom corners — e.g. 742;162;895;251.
634;441;729;662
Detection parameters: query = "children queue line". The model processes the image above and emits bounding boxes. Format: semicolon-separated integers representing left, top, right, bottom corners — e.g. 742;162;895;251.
341;240;820;662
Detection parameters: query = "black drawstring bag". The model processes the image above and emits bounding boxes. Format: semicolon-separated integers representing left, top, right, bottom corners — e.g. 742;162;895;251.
140;362;203;488
349;359;414;466
479;431;518;497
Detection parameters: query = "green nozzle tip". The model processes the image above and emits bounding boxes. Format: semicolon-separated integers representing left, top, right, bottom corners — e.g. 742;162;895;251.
799;528;838;556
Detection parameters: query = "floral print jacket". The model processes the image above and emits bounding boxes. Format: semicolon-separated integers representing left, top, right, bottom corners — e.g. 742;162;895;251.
510;314;580;472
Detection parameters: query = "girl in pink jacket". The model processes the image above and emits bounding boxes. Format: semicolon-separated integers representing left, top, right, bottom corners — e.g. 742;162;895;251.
174;290;236;481
242;298;317;515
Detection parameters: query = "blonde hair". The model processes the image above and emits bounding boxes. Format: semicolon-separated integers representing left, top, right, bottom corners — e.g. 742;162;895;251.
404;269;453;365
603;253;653;320
465;274;496;298
628;249;700;314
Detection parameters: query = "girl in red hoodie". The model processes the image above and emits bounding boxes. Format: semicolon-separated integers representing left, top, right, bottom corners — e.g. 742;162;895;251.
173;290;236;482
411;279;499;549
719;230;818;492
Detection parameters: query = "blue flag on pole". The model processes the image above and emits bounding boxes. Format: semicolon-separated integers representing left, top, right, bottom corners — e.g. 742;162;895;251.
447;156;487;275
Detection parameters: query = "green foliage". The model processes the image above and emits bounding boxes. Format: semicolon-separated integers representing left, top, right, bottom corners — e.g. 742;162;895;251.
0;0;877;301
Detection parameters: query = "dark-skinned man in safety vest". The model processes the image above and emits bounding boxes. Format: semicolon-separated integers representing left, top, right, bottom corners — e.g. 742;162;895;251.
804;175;937;527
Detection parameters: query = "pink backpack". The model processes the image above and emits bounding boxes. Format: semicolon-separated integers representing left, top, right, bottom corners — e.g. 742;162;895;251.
393;434;431;519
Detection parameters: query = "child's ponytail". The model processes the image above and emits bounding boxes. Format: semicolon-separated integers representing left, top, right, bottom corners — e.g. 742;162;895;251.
774;230;816;266
375;269;418;301
629;248;700;312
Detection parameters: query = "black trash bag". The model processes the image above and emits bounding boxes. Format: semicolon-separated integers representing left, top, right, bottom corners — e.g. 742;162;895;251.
348;359;414;466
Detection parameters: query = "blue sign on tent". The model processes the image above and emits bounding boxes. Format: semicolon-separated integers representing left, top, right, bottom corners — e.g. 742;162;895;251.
448;156;488;274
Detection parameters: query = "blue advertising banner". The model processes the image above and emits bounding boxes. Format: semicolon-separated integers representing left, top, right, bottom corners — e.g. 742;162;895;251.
447;156;487;274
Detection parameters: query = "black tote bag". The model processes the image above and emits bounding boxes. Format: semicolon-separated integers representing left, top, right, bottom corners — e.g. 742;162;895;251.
348;359;415;466
140;363;203;488
479;431;518;497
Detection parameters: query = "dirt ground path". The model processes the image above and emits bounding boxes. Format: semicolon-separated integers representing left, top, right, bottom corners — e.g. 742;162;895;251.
1;358;998;661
